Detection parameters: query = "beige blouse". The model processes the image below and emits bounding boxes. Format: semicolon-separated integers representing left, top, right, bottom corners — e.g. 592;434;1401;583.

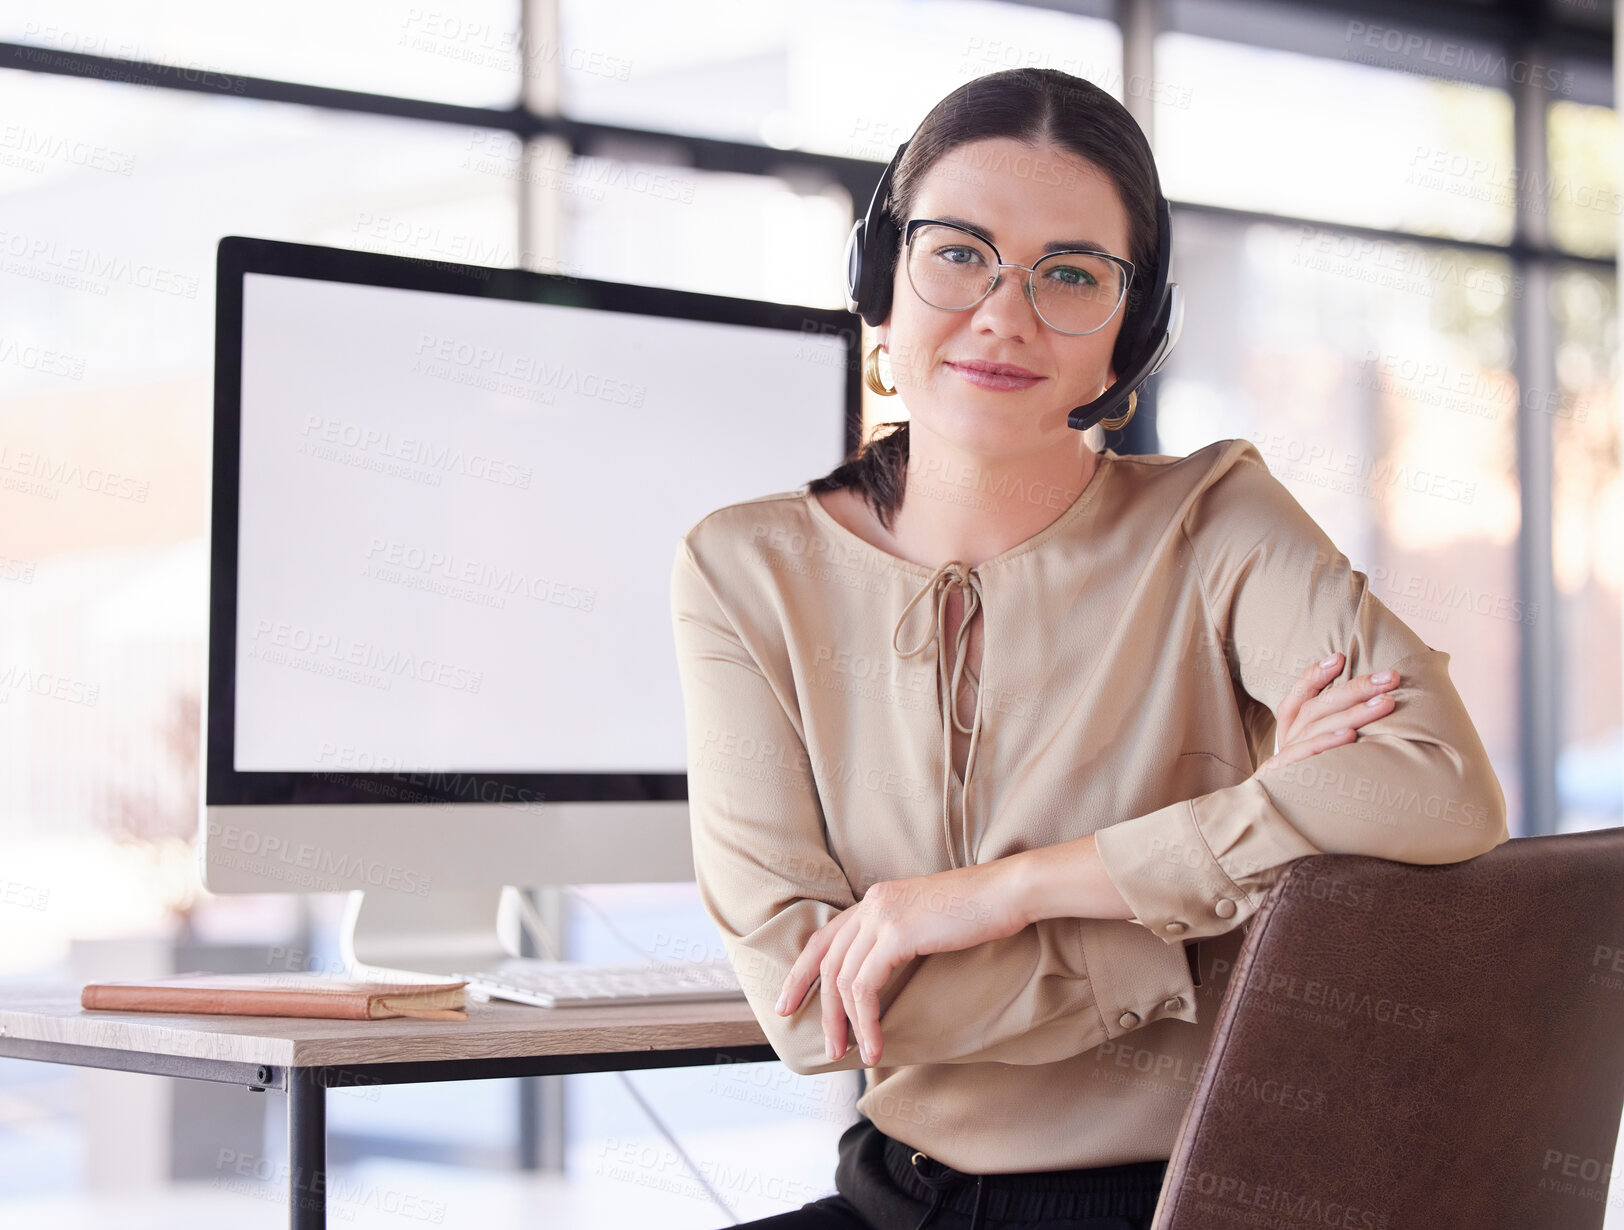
669;436;1509;1173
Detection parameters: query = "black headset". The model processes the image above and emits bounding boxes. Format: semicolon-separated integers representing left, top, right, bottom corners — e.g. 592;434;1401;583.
842;139;1184;433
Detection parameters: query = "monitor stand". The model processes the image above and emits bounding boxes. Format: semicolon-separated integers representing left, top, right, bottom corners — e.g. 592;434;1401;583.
336;885;570;1172
338;885;566;981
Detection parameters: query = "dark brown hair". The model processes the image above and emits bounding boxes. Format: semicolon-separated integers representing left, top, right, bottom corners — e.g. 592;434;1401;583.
808;68;1161;531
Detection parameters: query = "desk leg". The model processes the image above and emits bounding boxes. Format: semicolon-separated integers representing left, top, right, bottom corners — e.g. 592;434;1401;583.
289;1069;326;1229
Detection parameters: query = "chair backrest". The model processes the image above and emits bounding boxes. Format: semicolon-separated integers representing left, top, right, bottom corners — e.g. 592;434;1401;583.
1151;828;1624;1230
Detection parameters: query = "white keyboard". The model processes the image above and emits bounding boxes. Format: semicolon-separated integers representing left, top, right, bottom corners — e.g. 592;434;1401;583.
455;957;745;1008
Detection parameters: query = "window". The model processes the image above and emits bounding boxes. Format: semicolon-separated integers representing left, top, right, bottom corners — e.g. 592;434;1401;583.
1;0;524;105
1548;100;1619;257
1551;264;1622;831
1157;209;1522;826
520;136;852;306
1155;32;1515;243
558;0;1121;154
0;65;516;971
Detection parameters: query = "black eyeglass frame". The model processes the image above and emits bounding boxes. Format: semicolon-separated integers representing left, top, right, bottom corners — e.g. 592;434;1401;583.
901;217;1136;337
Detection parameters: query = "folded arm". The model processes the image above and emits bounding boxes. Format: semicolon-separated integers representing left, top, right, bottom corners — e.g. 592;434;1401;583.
1091;441;1510;943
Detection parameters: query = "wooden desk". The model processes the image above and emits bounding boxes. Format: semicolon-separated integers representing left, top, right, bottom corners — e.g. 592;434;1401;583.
0;984;776;1228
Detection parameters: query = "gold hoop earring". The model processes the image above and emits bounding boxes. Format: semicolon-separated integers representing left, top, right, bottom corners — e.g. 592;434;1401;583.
864;344;897;397
1098;389;1137;432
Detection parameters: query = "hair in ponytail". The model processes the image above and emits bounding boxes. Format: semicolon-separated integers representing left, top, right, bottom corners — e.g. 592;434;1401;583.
808;419;911;532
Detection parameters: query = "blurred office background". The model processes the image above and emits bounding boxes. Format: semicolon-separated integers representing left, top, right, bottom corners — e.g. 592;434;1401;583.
0;0;1619;1225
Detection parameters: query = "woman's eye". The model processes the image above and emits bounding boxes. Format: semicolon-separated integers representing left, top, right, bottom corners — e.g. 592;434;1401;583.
1045;264;1099;287
935;246;984;265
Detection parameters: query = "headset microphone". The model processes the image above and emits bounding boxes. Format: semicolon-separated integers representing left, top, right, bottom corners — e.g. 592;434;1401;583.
842;137;1183;434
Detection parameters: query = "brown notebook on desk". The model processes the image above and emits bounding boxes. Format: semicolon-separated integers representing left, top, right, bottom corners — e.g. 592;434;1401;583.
80;972;469;1021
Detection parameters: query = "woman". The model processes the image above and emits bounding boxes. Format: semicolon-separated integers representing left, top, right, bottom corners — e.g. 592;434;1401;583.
669;68;1507;1230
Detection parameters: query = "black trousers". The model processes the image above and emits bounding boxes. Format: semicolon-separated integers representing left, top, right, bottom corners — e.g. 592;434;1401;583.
727;1116;1169;1230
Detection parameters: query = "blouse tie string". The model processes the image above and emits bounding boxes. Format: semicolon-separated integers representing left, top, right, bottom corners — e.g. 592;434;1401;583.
891;559;986;869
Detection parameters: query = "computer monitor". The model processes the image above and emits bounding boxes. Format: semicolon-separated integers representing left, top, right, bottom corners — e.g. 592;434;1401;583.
201;236;859;972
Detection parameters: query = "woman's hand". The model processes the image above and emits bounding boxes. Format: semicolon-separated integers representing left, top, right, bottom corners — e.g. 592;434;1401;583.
1257;651;1401;774
774;860;1025;1068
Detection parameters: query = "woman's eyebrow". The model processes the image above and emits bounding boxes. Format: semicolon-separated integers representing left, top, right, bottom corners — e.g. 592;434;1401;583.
934;213;1116;256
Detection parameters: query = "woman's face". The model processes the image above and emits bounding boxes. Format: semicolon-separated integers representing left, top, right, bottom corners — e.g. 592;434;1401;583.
878;136;1134;460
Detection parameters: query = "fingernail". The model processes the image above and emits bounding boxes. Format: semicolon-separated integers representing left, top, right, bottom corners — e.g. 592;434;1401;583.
860;1044;873;1065
1372;670;1395;684
1366;694;1387;707
826;1039;836;1060
775;994;787;1014
1320;654;1340;667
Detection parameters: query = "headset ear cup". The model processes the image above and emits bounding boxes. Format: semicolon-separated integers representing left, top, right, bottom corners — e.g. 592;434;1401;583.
866;234;895;328
844;218;867;315
847;141;908;328
865;203;905;328
1108;190;1171;396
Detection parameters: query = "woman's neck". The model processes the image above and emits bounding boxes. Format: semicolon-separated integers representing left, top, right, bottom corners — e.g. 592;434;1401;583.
887;428;1102;570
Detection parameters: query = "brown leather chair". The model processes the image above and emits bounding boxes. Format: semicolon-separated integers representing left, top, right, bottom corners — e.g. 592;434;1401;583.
1150;827;1624;1230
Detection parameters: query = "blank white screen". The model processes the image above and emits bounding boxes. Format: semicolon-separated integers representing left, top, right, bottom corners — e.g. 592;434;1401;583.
233;272;849;773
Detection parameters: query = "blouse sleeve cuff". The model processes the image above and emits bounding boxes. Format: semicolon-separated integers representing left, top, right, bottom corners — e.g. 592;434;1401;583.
1093;778;1322;942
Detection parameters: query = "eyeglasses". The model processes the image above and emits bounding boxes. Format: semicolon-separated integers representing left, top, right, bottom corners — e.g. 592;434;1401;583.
902;218;1135;337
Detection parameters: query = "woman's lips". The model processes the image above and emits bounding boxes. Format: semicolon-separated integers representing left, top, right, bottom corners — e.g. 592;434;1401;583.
946;362;1045;392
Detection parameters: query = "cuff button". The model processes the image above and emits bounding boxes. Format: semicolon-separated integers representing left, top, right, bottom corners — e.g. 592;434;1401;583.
1214;898;1238;918
1118;1010;1141;1028
1164;921;1189;935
